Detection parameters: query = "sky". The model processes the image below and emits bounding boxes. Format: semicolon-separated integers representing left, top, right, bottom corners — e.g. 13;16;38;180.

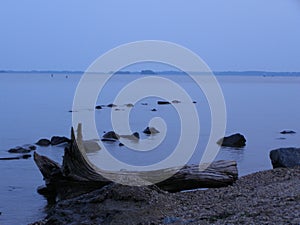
0;0;300;72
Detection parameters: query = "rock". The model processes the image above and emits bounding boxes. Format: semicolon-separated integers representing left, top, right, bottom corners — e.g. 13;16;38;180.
95;105;102;109
0;156;21;160
107;103;117;108
132;132;140;139
101;138;117;142
119;132;140;141
141;69;156;74
102;131;120;140
193;101;197;104
143;127;160;135
151;108;157;112
0;154;31;160
8;145;35;154
157;101;171;105
280;130;296;134
50;136;70;146
36;138;51;146
83;140;101;152
269;148;300;168
21;154;32;159
119;143;124;147
23;144;36;150
217;133;246;148
125;103;134;107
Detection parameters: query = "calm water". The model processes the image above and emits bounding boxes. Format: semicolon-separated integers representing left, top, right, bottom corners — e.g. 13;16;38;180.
0;73;299;224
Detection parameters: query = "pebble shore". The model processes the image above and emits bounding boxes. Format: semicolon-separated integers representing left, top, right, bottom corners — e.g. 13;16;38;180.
31;166;300;225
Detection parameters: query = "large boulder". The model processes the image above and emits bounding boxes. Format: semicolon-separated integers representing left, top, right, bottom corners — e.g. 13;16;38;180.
36;138;51;146
217;133;246;148
50;136;70;146
269;148;300;168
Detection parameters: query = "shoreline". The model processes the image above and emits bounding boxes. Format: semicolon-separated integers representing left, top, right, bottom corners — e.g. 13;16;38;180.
31;166;300;225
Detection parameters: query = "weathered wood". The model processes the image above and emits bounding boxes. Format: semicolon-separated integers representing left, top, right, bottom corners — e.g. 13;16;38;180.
34;124;238;200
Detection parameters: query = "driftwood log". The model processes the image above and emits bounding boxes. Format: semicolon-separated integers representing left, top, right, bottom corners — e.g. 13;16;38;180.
34;125;238;201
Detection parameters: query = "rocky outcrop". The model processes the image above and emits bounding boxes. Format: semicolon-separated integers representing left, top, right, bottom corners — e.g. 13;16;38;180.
270;147;300;168
217;133;246;148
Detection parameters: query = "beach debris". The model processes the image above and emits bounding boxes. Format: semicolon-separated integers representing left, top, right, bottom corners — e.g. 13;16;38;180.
270;147;300;168
143;127;160;135
280;130;296;134
217;133;246;148
33;125;238;202
172;100;181;104
36;138;51;146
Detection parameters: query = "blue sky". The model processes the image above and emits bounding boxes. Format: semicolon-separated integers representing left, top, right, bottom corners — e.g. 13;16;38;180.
0;0;300;71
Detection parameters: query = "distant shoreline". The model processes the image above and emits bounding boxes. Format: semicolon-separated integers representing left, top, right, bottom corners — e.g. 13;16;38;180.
1;70;300;77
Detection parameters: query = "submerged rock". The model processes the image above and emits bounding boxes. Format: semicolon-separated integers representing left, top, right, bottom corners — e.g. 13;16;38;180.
217;133;246;148
270;147;300;168
8;144;36;153
36;138;51;146
0;154;31;160
50;136;70;146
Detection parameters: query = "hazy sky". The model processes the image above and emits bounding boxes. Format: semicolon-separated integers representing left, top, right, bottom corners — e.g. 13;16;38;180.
0;0;300;71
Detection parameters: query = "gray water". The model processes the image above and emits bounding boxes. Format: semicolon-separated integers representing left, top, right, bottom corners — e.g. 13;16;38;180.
0;73;299;224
